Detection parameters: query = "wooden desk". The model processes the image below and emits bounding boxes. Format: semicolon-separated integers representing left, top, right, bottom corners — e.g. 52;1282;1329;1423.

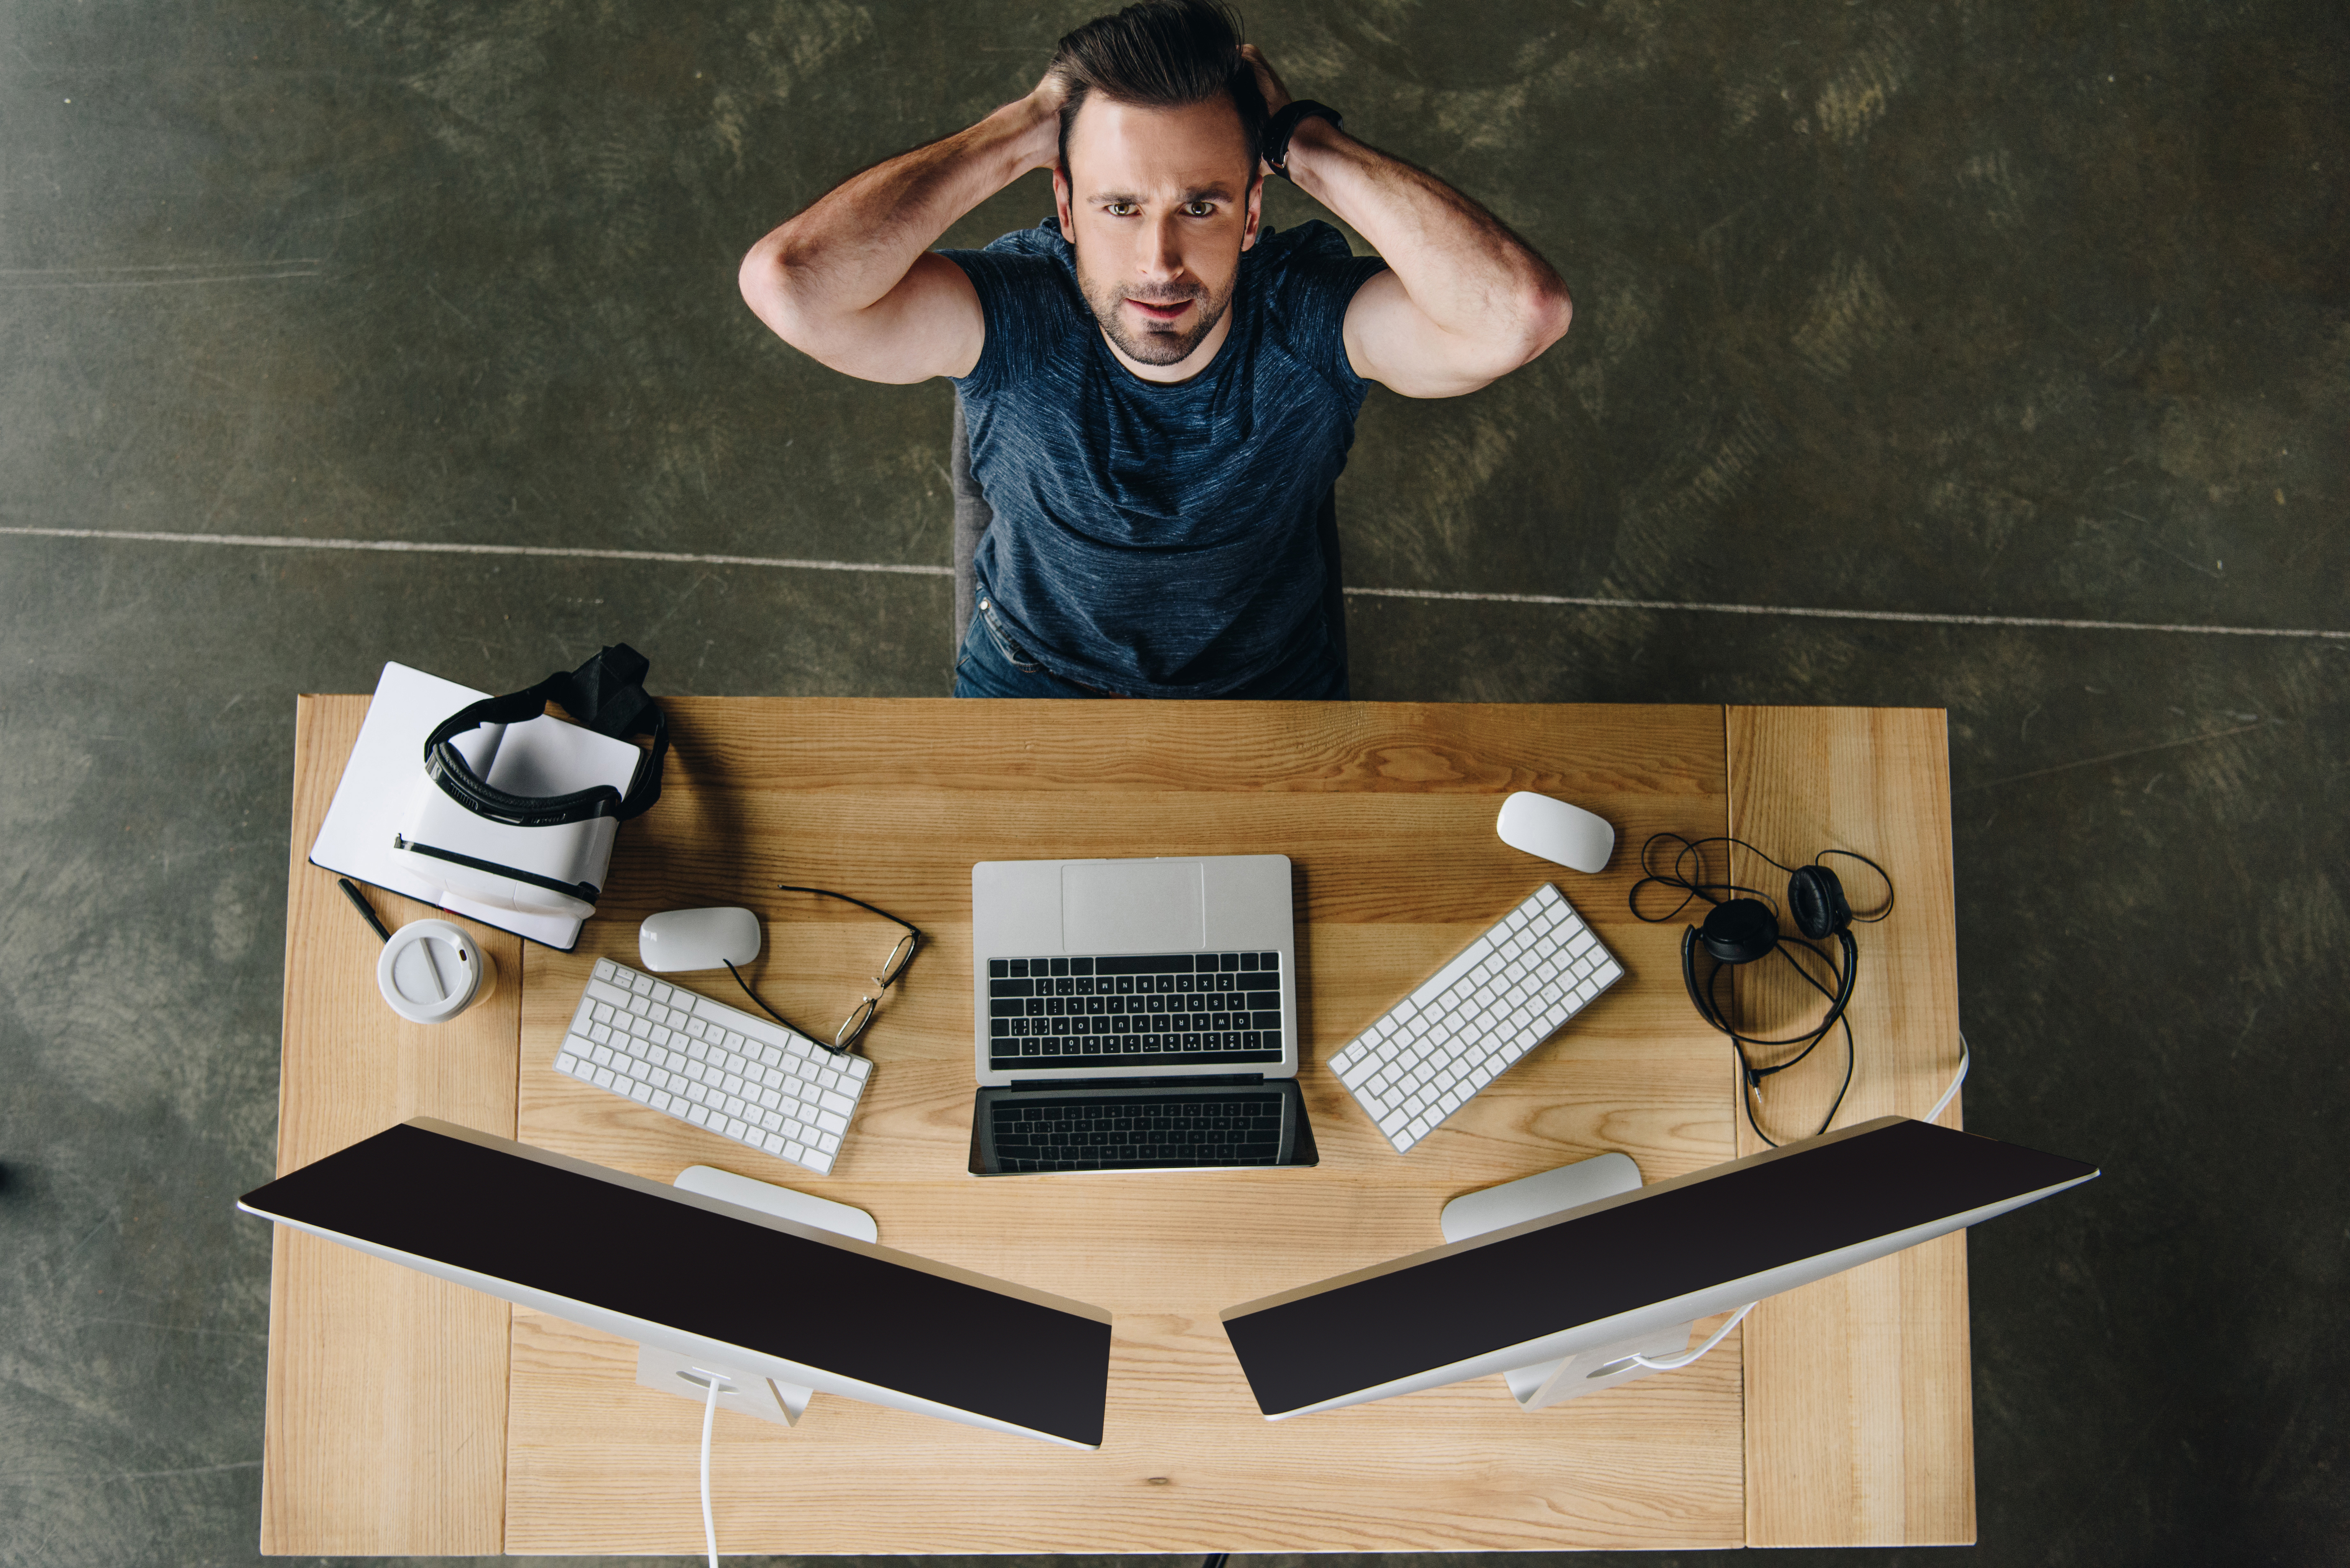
262;700;1966;1554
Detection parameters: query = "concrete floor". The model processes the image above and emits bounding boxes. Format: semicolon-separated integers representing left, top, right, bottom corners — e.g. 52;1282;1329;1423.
2;0;2344;1564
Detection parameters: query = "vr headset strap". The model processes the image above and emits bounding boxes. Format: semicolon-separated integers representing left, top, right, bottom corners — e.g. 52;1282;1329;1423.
422;643;669;826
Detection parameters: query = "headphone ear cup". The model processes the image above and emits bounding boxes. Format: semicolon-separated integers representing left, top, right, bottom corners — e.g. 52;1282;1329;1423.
1788;866;1851;940
1699;899;1780;964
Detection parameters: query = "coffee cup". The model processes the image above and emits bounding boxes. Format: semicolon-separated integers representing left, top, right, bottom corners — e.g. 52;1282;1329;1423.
377;919;497;1024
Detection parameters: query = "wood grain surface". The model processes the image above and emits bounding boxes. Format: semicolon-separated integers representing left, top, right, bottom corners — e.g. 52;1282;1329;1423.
259;695;523;1555
1725;706;1973;1548
503;699;1742;1554
262;697;1974;1553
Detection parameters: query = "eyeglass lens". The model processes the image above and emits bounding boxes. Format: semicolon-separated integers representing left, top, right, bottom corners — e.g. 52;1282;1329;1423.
834;996;878;1051
875;932;918;987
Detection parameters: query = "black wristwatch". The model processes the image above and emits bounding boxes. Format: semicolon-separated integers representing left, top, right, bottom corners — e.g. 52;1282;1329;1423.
1262;100;1344;179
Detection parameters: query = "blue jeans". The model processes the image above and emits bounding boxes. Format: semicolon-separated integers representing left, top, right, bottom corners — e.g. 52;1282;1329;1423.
953;594;1350;700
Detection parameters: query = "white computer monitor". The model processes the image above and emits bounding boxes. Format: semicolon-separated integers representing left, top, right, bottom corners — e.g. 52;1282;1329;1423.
1220;1115;2098;1418
239;1117;1113;1449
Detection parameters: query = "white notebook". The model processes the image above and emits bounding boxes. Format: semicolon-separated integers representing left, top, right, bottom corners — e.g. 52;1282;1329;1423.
307;661;644;950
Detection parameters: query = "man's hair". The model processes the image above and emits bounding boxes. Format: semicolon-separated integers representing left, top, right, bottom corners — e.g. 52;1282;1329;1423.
1051;0;1266;186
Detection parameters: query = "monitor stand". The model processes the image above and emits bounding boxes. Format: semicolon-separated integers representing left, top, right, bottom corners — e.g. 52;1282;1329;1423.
633;1165;879;1429
1439;1153;1699;1411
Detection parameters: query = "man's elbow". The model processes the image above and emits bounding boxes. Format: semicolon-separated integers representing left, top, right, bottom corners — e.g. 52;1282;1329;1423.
739;240;808;343
1449;285;1569;390
1516;282;1572;364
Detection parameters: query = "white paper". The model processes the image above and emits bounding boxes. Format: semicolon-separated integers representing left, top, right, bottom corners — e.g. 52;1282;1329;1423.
308;661;647;950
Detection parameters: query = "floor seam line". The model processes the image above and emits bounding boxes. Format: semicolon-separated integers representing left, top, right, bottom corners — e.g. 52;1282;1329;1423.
5;525;2342;639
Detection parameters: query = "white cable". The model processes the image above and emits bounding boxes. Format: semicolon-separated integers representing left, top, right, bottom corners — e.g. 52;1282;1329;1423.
1630;1301;1757;1371
1614;1038;1970;1382
1927;1033;1972;1126
699;1373;721;1568
1618;1037;1969;1381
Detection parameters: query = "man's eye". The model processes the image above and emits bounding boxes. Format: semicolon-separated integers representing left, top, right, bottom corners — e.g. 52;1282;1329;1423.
1185;202;1215;217
1106;202;1138;217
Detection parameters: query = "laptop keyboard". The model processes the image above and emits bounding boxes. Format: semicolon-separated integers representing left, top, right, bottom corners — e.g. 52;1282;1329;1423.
986;951;1285;1071
988;1091;1287;1172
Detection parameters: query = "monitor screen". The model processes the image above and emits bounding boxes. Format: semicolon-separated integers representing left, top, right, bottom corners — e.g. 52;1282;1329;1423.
241;1119;1112;1448
1221;1116;2097;1417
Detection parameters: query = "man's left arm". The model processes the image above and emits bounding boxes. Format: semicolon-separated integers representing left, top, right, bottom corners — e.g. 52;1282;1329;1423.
1248;49;1571;399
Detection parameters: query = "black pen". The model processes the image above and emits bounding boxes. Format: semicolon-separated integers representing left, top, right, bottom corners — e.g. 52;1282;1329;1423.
338;877;394;944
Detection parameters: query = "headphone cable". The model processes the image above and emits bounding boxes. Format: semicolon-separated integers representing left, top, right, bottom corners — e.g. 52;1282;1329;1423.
1724;938;1856;1147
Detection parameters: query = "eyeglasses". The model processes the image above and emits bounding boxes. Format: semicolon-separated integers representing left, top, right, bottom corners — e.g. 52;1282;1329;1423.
726;885;922;1055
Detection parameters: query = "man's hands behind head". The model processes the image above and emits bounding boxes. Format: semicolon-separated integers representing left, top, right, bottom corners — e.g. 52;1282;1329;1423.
1238;46;1299;180
1239;44;1292;117
1014;69;1071;174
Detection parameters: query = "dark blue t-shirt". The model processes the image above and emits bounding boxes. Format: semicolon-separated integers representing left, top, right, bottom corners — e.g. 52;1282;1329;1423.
943;217;1388;696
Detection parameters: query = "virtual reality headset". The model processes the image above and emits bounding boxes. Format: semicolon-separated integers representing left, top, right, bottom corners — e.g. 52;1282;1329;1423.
390;644;668;921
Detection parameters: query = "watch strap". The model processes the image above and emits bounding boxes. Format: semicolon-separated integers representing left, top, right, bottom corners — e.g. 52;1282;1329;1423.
1262;100;1344;178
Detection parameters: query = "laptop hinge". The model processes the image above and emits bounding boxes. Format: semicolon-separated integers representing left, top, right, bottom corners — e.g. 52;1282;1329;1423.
1005;1074;1269;1092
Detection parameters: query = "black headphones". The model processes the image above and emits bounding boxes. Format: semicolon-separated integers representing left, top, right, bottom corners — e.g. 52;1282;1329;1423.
1633;835;1893;1146
422;643;669;827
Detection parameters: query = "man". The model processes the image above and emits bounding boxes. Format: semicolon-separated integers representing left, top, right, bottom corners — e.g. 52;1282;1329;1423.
739;0;1569;698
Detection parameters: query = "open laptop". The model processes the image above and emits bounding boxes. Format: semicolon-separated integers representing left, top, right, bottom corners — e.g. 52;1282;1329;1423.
968;855;1318;1175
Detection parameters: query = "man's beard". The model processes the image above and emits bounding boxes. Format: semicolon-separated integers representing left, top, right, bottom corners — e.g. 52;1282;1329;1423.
1075;259;1234;367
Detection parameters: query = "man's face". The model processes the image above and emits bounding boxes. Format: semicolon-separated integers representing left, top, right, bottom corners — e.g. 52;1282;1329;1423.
1054;94;1262;371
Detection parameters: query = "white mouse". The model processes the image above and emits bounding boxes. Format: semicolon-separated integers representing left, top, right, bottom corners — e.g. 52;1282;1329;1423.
1496;791;1616;874
639;906;762;973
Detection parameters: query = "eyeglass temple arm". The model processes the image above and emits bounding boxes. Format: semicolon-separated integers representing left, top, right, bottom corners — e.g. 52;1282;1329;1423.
775;884;921;938
724;960;816;1039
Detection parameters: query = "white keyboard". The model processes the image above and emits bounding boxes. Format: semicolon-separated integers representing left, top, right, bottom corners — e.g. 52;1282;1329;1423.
556;958;872;1176
1328;884;1623;1153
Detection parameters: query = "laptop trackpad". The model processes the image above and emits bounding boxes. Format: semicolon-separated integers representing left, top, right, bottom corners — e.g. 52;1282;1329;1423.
1062;861;1205;953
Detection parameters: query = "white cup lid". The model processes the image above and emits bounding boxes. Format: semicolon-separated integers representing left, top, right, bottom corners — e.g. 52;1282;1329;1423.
378;919;483;1024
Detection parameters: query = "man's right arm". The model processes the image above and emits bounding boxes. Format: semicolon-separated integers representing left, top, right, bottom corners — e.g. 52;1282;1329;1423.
738;82;1063;385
